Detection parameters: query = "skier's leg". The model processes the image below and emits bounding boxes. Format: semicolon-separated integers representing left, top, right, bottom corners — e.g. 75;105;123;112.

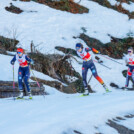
82;66;89;95
82;67;88;88
90;62;104;85
24;67;30;92
125;68;132;87
89;62;109;91
132;69;134;87
18;67;24;98
18;67;23;91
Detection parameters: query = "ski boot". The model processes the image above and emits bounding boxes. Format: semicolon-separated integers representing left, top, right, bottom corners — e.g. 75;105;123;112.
103;84;110;93
16;91;24;99
24;92;32;99
28;92;32;99
123;85;128;91
83;87;89;96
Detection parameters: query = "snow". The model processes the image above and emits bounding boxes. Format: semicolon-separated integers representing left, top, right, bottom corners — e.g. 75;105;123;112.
0;0;134;54
118;117;134;130
106;0;134;13
0;91;134;134
97;125;119;134
1;52;133;134
107;0;118;6
122;2;134;12
0;0;134;133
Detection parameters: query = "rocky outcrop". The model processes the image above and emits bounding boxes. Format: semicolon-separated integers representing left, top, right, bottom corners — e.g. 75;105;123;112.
5;3;23;14
0;81;45;98
29;53;81;82
28;52;90;93
107;114;134;134
55;46;77;56
0;35;19;54
20;0;89;14
79;33;134;59
92;0;134;19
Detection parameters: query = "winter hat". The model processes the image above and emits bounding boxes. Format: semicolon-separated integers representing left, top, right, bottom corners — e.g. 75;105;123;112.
128;47;133;51
17;48;23;53
76;43;83;48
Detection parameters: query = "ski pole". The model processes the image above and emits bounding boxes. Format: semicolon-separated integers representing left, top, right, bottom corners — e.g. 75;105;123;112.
30;68;40;88
92;48;123;65
93;60;111;70
30;68;45;98
88;74;93;84
13;65;15;100
13;65;15;88
99;54;123;65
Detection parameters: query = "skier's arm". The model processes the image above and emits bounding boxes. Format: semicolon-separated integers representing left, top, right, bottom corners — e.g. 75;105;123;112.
25;55;34;65
85;47;92;52
85;47;100;54
125;60;128;64
10;55;16;65
124;56;129;66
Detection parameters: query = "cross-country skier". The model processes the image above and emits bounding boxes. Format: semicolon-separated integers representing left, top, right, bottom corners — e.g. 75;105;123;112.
75;43;109;95
10;48;34;99
124;47;134;88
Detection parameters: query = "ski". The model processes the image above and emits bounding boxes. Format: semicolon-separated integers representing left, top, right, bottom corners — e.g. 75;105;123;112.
116;87;134;91
110;83;134;91
78;94;89;97
7;97;33;101
103;91;112;95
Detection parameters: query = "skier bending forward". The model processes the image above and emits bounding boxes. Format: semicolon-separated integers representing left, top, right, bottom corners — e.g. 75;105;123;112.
125;47;134;88
10;48;34;99
75;43;109;95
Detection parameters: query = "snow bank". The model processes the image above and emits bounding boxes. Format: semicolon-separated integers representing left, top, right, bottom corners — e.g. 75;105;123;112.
0;0;134;54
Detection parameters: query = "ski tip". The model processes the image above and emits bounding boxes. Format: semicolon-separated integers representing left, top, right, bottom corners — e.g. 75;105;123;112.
79;94;89;97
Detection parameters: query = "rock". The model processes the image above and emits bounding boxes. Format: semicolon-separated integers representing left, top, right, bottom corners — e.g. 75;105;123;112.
31;0;89;14
55;46;77;56
0;81;45;98
79;33;134;59
0;35;19;52
5;3;23;14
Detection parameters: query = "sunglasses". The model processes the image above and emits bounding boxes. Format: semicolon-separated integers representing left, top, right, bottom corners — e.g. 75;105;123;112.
76;47;81;51
128;51;132;53
17;52;22;54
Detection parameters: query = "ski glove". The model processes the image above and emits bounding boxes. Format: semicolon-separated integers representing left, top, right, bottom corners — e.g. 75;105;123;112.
11;61;15;65
85;48;91;52
96;51;101;54
92;48;100;54
126;64;129;67
30;60;34;65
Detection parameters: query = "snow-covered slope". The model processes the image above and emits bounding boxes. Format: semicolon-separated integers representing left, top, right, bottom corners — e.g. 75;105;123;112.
0;91;134;134
0;0;134;53
0;39;133;134
0;0;134;134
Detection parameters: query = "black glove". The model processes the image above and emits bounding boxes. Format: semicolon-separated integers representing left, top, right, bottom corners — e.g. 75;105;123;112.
11;61;15;65
126;64;129;67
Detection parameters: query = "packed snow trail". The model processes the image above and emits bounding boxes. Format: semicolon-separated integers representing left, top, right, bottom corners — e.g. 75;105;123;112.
0;90;134;134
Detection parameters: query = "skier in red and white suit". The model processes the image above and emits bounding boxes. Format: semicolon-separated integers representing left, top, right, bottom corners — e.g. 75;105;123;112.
125;47;134;88
76;43;109;95
11;48;34;99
